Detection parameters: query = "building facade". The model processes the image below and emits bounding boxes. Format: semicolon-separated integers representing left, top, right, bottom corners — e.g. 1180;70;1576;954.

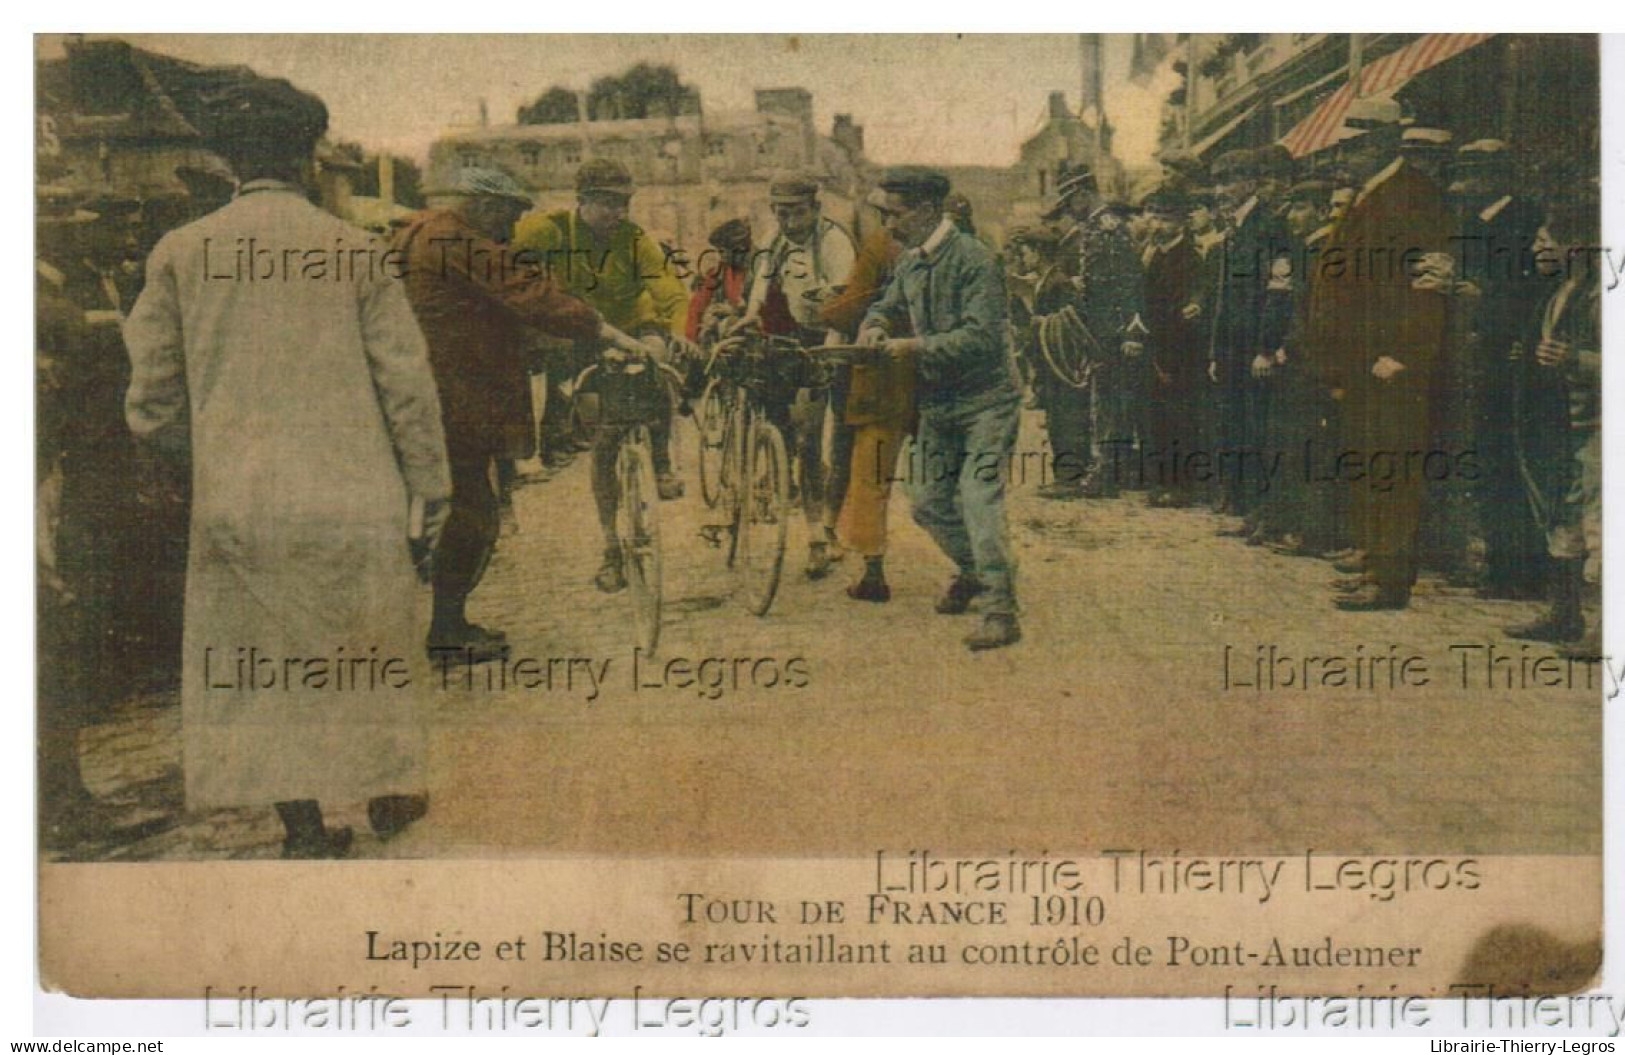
427;87;870;257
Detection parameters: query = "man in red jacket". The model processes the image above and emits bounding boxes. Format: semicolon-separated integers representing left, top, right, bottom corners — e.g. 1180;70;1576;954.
395;168;647;658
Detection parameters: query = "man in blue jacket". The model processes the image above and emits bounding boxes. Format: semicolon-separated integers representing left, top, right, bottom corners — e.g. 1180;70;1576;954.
858;166;1022;650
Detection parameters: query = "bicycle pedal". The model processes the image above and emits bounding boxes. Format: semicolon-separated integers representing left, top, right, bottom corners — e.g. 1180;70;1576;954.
698;525;725;548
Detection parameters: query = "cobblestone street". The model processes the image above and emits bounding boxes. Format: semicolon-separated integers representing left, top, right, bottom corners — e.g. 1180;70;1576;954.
58;411;1603;863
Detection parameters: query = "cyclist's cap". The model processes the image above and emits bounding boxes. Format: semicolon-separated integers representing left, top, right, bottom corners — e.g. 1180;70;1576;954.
877;166;951;203
708;218;752;251
431;166;534;207
576;158;635;198
769;175;820;204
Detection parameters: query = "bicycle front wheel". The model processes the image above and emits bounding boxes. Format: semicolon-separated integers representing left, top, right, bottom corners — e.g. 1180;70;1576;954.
697;377;729;510
616;426;662;653
736;416;789;616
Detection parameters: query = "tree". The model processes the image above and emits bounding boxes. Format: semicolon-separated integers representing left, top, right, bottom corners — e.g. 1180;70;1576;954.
586;63;699;121
518;87;581;125
334;140;425;208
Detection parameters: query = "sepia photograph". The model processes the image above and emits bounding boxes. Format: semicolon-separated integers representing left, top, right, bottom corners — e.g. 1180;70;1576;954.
31;29;1612;1017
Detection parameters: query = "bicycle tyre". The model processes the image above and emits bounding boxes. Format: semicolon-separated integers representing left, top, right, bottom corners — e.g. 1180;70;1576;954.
737;417;789;616
616;426;662;653
697;377;729;510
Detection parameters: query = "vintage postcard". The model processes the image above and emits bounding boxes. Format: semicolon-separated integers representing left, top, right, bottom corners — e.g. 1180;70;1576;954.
34;32;1609;1020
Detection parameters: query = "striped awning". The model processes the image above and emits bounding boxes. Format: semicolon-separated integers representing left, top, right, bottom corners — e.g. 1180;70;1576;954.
1279;33;1496;158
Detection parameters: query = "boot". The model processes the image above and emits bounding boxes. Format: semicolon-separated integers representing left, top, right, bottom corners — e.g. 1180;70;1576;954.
935;574;987;615
1506;559;1584;643
965;613;1022;651
805;540;833;581
846;557;891;603
368;794;429;840
277;800;353;860
594;548;627;593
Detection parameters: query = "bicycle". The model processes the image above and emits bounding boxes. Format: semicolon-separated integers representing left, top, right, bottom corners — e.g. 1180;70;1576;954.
574;345;682;653
696;372;735;510
701;331;826;616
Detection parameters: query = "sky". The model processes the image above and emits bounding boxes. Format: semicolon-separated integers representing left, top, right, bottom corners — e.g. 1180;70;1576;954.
38;34;1179;169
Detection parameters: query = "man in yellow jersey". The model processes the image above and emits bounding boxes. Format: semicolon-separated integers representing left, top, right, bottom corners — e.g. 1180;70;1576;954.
512;159;692;591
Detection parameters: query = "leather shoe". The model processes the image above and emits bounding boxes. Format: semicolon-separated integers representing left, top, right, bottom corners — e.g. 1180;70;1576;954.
368;794;428;840
594;554;627;593
1333;585;1410;611
965;613;1022;650
426;622;509;663
846;579;891;603
1332;551;1367;575
935;575;987;614
805;541;834;581
656;473;685;501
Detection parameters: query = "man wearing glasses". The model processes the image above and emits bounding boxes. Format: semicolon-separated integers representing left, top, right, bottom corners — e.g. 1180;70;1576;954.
858;166;1022;651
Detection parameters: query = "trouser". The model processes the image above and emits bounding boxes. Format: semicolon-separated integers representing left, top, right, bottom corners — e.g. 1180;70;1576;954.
1546;427;1599;571
824;378;853;531
837;419;909;557
1475;386;1550;593
1213;355;1266;512
433;456;500;626
592;424;634;552
767;388;829;530
1148;368;1203;500
1347;386;1430;593
1041;379;1091;484
908;396;1021;617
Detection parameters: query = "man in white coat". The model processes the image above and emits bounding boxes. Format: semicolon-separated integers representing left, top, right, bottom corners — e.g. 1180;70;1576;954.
123;80;451;858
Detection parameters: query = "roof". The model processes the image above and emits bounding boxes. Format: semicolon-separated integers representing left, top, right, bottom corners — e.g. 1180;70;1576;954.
37;38;314;145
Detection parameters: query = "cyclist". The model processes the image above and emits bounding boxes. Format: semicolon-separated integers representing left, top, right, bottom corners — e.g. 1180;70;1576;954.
734;174;856;580
513;159;695;592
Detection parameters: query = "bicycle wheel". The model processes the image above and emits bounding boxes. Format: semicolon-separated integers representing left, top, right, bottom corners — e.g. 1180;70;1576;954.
736;416;789;616
697;377;730;510
616;426;662;653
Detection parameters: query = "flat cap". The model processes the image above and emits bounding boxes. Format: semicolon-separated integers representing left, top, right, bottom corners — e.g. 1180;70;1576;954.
707;217;752;250
575;157;634;197
432;166;534;206
1255;142;1295;176
1401;126;1454;147
1209;148;1258;181
1344;95;1403;129
1284;179;1332;204
207;78;328;155
1005;223;1062;249
769;173;820;203
1452;138;1513;172
1141;185;1193;214
878;165;951;201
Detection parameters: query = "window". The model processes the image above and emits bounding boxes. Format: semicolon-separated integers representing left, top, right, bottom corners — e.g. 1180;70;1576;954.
563;145;582;165
520;144;541;166
705;138;727;158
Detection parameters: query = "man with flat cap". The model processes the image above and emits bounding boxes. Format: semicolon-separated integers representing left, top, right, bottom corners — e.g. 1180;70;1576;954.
1046;163;1148;499
123;78;450;857
1140;185;1205;506
686;218;753;345
859;165;1022;650
1307;100;1456;611
513;158;693;591
739;173;857;579
1207;147;1290;531
395;166;649;654
1449;138;1554;600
